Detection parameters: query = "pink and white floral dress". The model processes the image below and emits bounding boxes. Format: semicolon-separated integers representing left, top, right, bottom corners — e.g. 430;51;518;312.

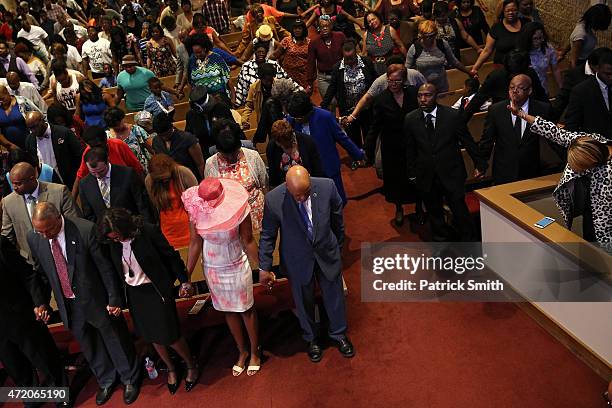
182;183;254;312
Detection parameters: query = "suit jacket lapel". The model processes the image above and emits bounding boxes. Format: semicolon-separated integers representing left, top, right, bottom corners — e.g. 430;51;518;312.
283;191;308;238
310;185;319;241
109;168;118;206
38;235;61;292
63;219;78;283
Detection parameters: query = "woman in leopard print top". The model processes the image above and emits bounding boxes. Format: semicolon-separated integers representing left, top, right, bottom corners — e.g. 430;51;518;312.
510;104;611;246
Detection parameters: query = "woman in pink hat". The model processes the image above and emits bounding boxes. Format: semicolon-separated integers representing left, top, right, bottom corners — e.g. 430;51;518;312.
182;176;262;376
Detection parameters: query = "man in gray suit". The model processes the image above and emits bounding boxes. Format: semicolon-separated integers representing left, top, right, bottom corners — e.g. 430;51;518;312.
258;165;354;362
1;163;81;263
26;202;141;406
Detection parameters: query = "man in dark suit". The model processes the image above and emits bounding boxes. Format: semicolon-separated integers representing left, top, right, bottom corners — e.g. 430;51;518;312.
551;47;608;122
26;202;141;405
478;74;554;185
463;49;548;121
24;111;83;189
564;49;612;140
258;166;354;362
0;236;68;406
405;83;485;241
79;147;153;223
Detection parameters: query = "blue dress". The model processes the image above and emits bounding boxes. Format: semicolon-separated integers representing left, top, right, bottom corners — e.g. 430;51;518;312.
0;103;28;149
82;102;108;128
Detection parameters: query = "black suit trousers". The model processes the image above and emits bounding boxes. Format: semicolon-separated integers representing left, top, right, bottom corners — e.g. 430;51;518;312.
66;299;139;388
289;261;347;342
0;319;65;388
422;175;474;241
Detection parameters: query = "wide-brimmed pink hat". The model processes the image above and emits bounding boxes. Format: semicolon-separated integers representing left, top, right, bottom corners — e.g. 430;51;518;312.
181;178;250;233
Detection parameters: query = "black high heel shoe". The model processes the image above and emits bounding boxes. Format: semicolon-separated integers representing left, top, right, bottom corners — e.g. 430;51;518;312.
185;365;200;392
167;370;180;395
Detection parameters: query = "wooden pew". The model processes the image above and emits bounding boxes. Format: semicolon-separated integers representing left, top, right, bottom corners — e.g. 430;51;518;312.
459;48;486;67
220;31;243;50
468;111;487;142
438;90;463;107
124;101;191;123
447;61;495;92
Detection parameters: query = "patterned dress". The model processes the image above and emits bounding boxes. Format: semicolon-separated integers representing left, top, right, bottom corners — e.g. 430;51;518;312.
107;124;152;173
215;150;265;231
188;52;230;97
279;37;310;89
181;186;254;312
146;39;176;77
365;25;395;75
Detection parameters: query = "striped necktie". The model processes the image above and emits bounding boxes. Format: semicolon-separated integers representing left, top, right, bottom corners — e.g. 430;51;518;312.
100;179;111;208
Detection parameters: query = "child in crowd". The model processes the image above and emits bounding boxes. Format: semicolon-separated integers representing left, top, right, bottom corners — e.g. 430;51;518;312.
99;63;117;88
143;76;176;118
452;77;491;112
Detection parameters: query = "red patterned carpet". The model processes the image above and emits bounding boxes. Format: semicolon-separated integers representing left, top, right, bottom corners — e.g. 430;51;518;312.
69;159;605;408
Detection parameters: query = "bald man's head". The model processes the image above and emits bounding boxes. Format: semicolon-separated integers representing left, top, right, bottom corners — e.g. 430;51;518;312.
509;74;532;106
32;202;63;240
9;162;38;196
286;165;311;203
6;71;20;91
25;111;47;138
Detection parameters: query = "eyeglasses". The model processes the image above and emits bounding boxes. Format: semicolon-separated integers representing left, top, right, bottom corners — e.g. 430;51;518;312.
509;85;531;92
388;79;404;85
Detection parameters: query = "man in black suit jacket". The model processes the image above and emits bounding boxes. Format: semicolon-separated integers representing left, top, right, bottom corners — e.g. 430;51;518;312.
405;83;485;241
479;74;554;185
0;236;66;396
463;50;548;121
79;147;153;223
258;166;354;363
551;47;608;121
564;49;612;140
26;203;141;405
24;111;83;189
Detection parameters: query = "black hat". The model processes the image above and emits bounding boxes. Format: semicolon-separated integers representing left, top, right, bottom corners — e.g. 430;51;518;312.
189;85;215;113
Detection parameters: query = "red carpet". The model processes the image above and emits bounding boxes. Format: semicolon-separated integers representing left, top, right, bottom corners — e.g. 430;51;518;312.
68;159;605;408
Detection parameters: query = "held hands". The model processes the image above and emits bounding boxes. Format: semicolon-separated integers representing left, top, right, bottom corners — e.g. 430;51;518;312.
106;305;122;317
258;270;276;291
473;168;486;179
179;282;194;298
34;304;51;323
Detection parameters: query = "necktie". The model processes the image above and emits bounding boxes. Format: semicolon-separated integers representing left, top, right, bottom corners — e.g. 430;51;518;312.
100;178;111;207
607;85;611;113
462;97;469;109
425;113;434;137
298;201;313;241
514;115;522;143
26;195;37;218
51;238;75;299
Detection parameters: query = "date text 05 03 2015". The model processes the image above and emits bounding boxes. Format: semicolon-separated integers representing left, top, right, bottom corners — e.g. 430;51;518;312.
0;387;69;402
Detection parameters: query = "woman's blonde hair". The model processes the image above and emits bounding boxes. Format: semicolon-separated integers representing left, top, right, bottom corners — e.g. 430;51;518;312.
148;154;189;211
418;20;438;37
567;136;609;173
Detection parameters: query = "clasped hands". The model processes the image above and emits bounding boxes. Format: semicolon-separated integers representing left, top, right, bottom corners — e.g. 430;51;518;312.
258;270;276;291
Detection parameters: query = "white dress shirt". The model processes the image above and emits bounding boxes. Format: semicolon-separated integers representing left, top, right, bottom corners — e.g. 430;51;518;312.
510;99;530;137
37;125;57;172
302;196;313;224
422;106;438;127
596;73;610;111
451;93;492;112
96;164;112;196
24;182;41;219
121;239;152;286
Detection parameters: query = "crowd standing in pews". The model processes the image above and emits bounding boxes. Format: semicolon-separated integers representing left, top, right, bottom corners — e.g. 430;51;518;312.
0;0;611;405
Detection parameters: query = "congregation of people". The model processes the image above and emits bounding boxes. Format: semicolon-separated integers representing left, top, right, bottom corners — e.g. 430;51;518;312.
0;0;611;405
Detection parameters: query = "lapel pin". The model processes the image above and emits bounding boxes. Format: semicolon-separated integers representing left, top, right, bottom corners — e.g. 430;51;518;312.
71;241;76;245
312;192;318;198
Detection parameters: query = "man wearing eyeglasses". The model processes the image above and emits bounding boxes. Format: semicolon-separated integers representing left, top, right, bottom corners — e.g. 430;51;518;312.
24;111;84;190
477;74;554;185
1;163;80;265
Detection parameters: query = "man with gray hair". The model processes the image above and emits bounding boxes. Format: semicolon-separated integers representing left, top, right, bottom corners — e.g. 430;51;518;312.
26;202;141;406
1;163;80;264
